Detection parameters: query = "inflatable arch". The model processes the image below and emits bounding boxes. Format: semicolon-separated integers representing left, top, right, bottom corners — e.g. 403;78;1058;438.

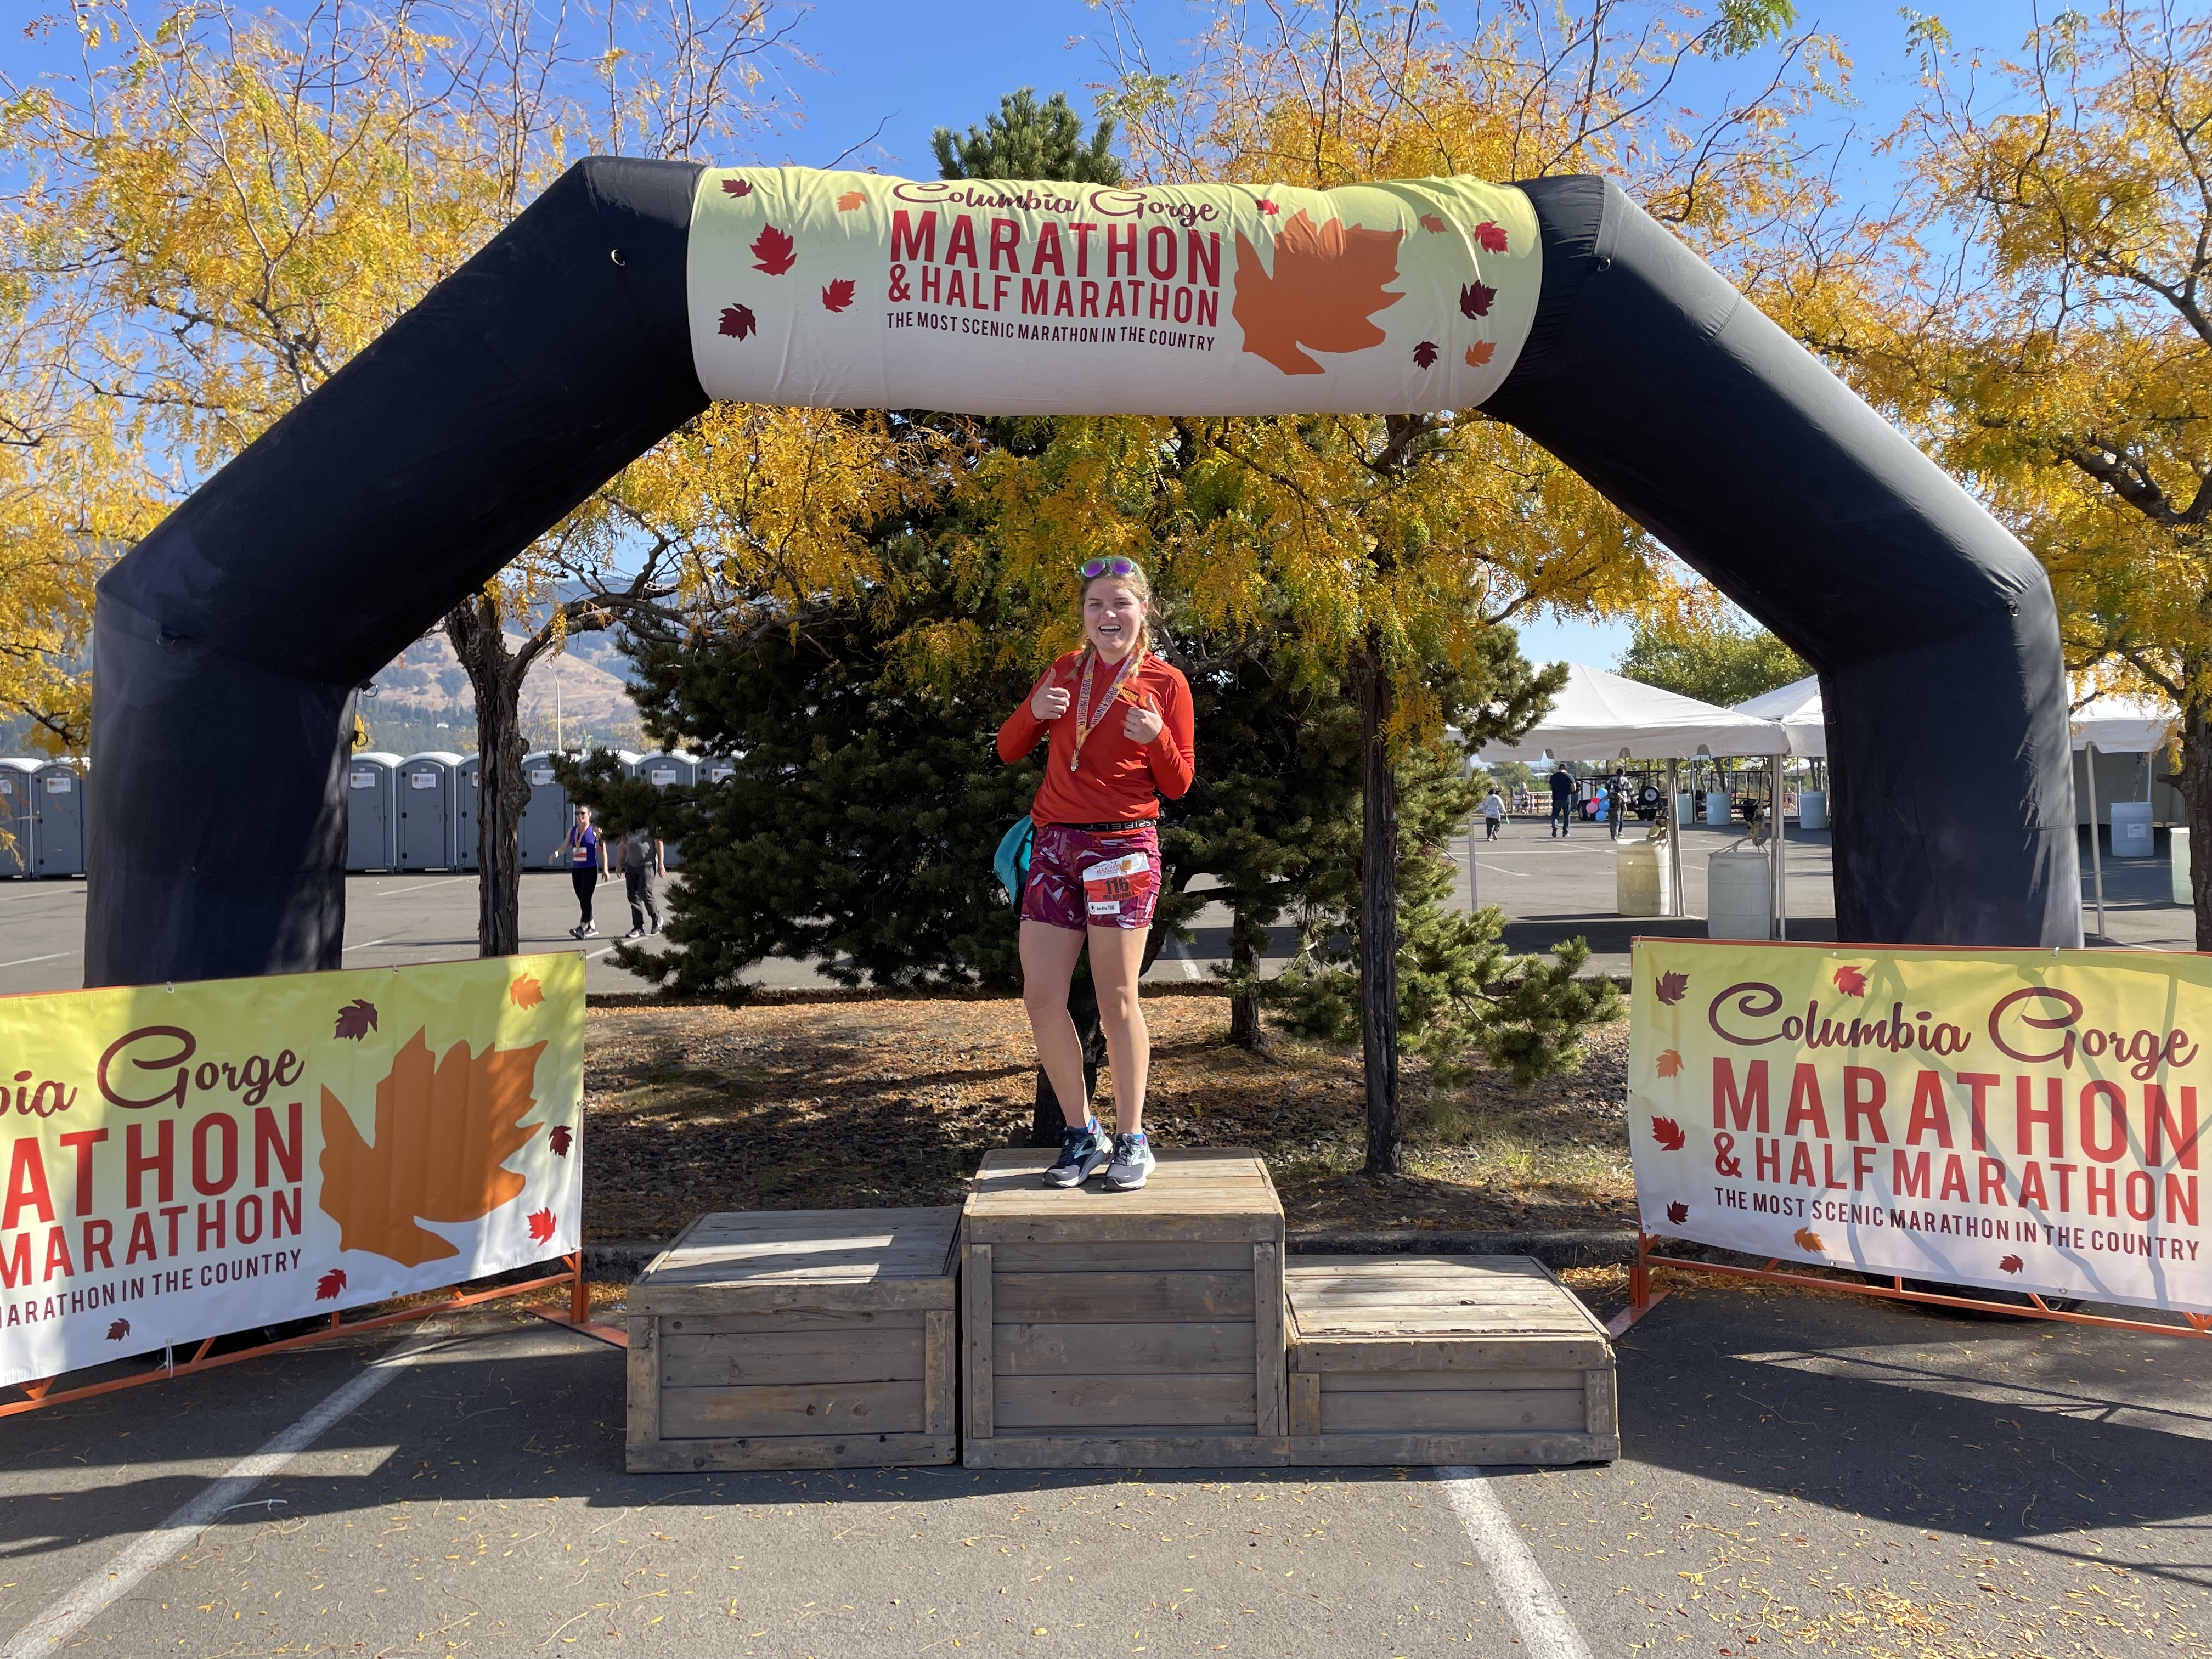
86;159;2081;985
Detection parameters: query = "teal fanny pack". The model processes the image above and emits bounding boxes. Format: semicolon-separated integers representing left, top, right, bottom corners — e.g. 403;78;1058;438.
994;815;1035;909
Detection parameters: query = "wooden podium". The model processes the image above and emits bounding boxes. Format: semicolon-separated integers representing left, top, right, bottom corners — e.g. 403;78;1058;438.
960;1147;1289;1468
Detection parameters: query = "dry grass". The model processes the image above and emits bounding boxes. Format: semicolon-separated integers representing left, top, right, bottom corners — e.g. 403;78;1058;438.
580;995;1635;1242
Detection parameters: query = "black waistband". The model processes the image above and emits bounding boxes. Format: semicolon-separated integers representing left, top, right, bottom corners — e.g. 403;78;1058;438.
1061;819;1156;833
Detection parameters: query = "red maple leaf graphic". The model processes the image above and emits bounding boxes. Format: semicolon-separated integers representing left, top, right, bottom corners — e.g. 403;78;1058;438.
1650;1116;1688;1152
527;1207;557;1246
751;223;797;276
1665;1201;1689;1226
315;1268;348;1301
106;1317;130;1341
1474;220;1510;253
718;304;757;340
1465;341;1496;367
1255;198;1280;215
1459;280;1496;318
334;998;378;1041
821;278;856;313
548;1123;573;1158
1792;1227;1826;1255
1834;964;1869;997
721;177;752;197
1655;970;1690;1006
1412;340;1438;368
1418;213;1449;233
1231;210;1404;375
1998;1253;2024;1274
1655;1049;1684;1079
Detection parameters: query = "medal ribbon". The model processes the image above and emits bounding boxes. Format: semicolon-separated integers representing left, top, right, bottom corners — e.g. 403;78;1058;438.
1068;647;1144;772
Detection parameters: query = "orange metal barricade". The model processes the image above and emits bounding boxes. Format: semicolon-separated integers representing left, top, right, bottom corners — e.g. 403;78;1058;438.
1605;1231;2212;1342
2;1253;626;1419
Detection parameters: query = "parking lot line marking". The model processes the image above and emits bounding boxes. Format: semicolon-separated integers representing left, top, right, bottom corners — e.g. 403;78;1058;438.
2;1325;447;1659
0;950;78;970
341;937;393;953
1169;936;1201;981
1436;1467;1594;1659
366;879;455;898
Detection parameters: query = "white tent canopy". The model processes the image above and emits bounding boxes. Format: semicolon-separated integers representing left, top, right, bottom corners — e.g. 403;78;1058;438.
1480;663;1787;763
1731;674;1826;758
2070;695;2175;754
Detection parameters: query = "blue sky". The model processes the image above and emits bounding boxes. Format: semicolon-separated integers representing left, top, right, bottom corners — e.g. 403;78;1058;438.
3;0;2040;671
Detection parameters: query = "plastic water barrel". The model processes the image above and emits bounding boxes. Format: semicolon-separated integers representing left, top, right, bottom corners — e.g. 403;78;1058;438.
1704;790;1731;827
1797;789;1827;831
2111;800;2154;859
1616;841;1673;916
1675;792;1695;826
1706;848;1772;939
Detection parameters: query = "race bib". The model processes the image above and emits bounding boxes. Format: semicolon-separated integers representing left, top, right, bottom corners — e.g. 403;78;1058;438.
1082;851;1155;917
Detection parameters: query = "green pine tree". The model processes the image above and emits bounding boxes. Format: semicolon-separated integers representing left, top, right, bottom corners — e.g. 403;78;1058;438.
932;88;1123;184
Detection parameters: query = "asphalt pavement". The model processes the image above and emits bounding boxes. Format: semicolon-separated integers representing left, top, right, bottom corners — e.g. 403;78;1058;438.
2;1283;2204;1657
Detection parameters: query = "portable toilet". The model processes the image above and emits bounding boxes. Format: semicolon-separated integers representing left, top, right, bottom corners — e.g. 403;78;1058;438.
518;751;571;868
455;754;481;872
346;752;400;872
397;752;462;871
701;756;738;787
31;759;86;877
635;752;697;868
0;759;38;878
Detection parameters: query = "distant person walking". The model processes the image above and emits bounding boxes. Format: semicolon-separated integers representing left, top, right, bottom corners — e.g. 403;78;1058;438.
1481;787;1506;841
550;804;608;938
1607;775;1627;842
1549;766;1576;837
620;826;665;939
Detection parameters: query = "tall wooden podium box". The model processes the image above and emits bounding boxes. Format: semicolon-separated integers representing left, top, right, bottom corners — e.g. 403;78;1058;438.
960;1148;1289;1468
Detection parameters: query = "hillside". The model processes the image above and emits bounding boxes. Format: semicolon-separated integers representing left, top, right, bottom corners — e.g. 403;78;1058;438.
361;632;645;754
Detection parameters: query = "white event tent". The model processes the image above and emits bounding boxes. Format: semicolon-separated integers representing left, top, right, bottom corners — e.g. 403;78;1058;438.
2068;695;2179;938
1479;664;1790;933
1731;673;1826;758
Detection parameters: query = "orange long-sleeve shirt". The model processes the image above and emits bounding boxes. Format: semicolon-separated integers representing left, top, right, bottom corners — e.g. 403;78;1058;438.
997;650;1195;826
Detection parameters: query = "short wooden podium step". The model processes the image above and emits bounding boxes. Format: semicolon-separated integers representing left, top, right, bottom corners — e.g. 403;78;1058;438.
625;1207;961;1472
1285;1254;1618;1466
961;1148;1288;1468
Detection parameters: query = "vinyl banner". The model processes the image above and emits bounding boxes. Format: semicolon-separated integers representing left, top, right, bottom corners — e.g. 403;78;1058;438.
686;167;1541;415
1628;941;2208;1314
0;956;583;1388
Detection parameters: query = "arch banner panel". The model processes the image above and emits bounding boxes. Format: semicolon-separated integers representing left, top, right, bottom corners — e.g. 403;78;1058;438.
685;168;1541;414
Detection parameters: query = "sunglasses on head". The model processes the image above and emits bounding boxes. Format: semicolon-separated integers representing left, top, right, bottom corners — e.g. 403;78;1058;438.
1079;557;1141;580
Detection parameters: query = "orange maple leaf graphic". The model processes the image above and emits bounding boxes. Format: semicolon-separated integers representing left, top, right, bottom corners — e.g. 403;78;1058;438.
318;1029;546;1267
1418;212;1449;233
1792;1226;1826;1254
509;974;544;1010
1465;341;1496;368
528;1207;557;1246
1655;1048;1684;1079
1231;210;1403;375
835;189;867;212
1834;964;1869;997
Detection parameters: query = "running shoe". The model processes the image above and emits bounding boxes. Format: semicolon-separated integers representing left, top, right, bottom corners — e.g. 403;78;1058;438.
1043;1121;1109;1188
1105;1131;1156;1192
578;922;599;939
623;927;646;940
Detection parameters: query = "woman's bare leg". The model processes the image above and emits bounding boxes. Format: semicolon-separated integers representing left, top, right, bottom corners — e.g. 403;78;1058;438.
1020;920;1092;1127
1088;923;1150;1135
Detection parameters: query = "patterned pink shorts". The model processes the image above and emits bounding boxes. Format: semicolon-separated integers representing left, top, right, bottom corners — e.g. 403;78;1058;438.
1020;822;1161;932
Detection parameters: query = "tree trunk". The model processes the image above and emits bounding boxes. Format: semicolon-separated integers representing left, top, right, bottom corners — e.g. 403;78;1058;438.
1353;645;1401;1175
1227;893;1264;1048
2185;690;2212;952
444;596;529;957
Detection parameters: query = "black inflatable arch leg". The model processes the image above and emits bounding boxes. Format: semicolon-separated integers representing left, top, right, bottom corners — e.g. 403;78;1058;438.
1484;177;2081;949
87;157;708;986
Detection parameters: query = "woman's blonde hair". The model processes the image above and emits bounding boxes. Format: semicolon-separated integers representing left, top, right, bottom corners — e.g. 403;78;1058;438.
1082;560;1155;658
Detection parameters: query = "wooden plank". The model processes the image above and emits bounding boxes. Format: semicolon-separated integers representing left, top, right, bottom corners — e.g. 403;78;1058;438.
629;1278;956;1317
993;1372;1256;1429
677;1205;963;1235
993;1271;1255;1323
1585;1367;1618;1444
1321;1368;1589;1393
623;1315;661;1466
963;1432;1288;1470
1252;1240;1286;1440
966;1212;1284;1246
924;1310;957;1437
1288;1254;1553;1277
660;1380;925;1439
661;1329;926;1387
1290;1334;1608;1372
1319;1388;1588;1436
1286;1431;1610;1468
655;1310;924;1336
964;1241;994;1441
1289;1372;1322;1438
627;1431;956;1472
1289;1286;1567;1307
991;1242;1254;1273
993;1322;1254;1376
